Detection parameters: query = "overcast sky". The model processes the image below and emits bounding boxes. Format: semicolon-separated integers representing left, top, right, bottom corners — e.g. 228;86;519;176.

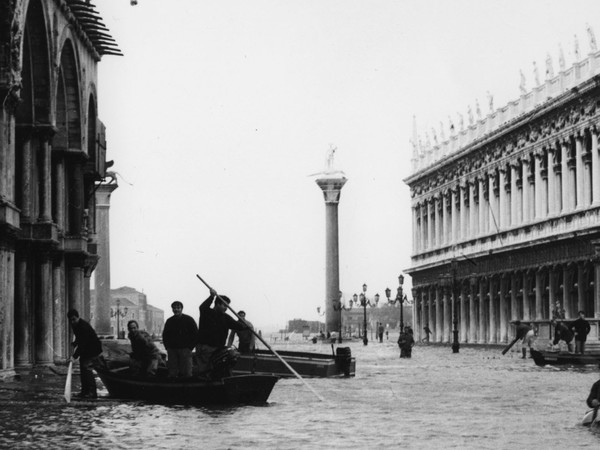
95;0;600;332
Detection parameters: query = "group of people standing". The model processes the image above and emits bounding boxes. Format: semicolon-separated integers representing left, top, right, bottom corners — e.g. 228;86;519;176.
66;289;256;398
159;288;255;378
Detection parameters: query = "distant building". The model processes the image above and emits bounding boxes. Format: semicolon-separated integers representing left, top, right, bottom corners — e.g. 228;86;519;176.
91;286;164;338
405;30;600;345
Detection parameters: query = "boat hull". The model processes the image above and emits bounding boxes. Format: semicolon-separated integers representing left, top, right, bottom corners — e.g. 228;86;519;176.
96;367;278;405
232;349;356;378
531;349;600;367
582;408;600;426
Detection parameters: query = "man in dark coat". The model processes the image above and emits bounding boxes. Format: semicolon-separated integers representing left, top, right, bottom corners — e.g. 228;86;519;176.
551;319;574;352
162;301;198;377
196;288;246;376
127;320;161;376
570;311;591;354
587;365;600;409
514;321;535;359
68;309;103;399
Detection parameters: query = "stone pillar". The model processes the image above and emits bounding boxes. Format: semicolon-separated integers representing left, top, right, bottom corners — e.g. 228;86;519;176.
68;266;84;313
534;151;543;220
53;257;66;362
38;128;54;223
478;178;486;235
522;272;531;321
19;133;33;222
561;140;570;212
93;182;118;335
547;147;557;215
428;286;434;336
595;261;600;319
460;285;467;343
442;191;450;245
535;269;544;320
522;159;531;222
549;268;557;320
576;134;584;208
35;253;53;364
488;172;498;232
563;265;574;319
510;274;519;321
583;133;592;207
499;276;508;343
451;187;459;244
427;199;433;249
499;167;507;229
460;183;468;240
0;245;15;372
577;262;586;313
469;279;478;343
14;251;32;367
510;162;520;225
469;179;478;237
434;196;442;248
488;277;497;344
315;173;347;334
435;286;443;343
443;288;450;343
592;129;600;205
412;206;419;254
478;278;487;343
420;202;426;249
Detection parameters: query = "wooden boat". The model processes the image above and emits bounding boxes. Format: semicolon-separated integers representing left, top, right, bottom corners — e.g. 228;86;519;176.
232;347;355;378
582;408;600;426
96;366;278;405
531;349;600;367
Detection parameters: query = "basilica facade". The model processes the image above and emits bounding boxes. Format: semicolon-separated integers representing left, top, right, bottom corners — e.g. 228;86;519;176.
405;34;600;346
0;0;120;376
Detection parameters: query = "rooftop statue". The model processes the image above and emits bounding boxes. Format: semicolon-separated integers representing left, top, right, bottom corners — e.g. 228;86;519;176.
519;70;527;95
533;61;540;86
325;144;337;172
587;24;597;52
545;54;554;79
558;44;566;71
487;91;494;113
574;34;580;60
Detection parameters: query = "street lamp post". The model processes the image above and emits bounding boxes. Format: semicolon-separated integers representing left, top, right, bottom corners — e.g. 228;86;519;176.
111;299;128;339
359;283;379;346
386;274;410;333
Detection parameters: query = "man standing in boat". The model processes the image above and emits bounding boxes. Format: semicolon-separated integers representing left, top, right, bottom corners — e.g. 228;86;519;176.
570;311;591;354
162;301;198;377
67;309;103;399
227;310;255;354
127;320;162;376
550;319;574;353
513;321;535;359
196;288;248;377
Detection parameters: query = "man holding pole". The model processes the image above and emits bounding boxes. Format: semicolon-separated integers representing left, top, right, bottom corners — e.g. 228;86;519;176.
196;288;247;377
67;309;103;399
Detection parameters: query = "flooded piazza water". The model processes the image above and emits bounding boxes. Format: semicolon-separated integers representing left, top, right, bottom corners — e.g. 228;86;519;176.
1;339;600;449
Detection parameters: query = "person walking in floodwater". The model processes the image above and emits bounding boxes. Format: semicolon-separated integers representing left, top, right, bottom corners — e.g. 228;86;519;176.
514;321;535;359
422;324;432;343
570;311;591;354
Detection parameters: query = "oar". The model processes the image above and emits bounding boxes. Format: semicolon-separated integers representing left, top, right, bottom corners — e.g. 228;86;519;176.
501;338;519;355
196;274;325;402
64;358;74;403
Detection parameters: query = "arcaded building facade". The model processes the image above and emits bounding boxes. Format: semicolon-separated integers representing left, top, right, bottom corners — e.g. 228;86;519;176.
0;0;120;376
406;35;600;346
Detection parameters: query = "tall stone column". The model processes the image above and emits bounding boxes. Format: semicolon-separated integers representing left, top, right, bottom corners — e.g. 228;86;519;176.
534;151;543;220
510;162;520;225
35;253;53;364
443;287;450;343
576;134;584;208
428;286;434;337
583;135;592;207
53;257;66;362
93;181;119;335
412;205;419;254
522;159;531;222
478;278;487;343
468;179;478;236
469;279;477;343
594;260;600;319
488;172;498;233
592;129;600;205
478;178;486;235
426;199;433;249
535;269;544;320
460;286;467;343
547;147;557;215
563;265;574;319
434;195;442;248
442;191;449;245
14;250;32;367
451;187;459;243
460;184;468;240
549;268;557;319
522;271;532;321
435;286;443;343
498;167;507;229
420;203;427;249
488;277;497;344
499;276;508;343
561;140;571;212
577;262;586;313
315;171;347;334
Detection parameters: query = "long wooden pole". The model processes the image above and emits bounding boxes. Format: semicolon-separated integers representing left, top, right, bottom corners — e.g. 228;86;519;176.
196;274;325;402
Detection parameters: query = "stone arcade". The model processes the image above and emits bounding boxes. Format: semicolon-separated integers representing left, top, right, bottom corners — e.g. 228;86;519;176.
0;0;120;376
406;32;600;346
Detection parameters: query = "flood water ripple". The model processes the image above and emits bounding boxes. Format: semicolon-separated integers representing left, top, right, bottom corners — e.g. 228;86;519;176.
1;341;600;449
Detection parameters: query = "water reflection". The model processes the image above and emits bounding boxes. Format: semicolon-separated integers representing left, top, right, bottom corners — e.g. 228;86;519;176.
1;343;599;449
